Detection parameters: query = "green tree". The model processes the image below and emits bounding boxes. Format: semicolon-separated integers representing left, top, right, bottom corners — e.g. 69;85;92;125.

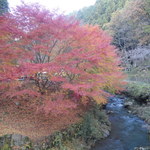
0;0;9;15
105;7;138;50
107;0;150;50
75;0;127;28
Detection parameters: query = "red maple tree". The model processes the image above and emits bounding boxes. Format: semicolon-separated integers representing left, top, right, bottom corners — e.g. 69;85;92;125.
0;3;124;138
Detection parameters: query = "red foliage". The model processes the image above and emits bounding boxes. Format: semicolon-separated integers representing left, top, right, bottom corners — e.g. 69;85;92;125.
0;3;124;138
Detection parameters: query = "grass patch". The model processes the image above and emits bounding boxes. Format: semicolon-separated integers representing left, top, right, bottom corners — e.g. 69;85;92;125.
127;69;150;83
124;81;150;127
125;81;150;104
132;106;150;124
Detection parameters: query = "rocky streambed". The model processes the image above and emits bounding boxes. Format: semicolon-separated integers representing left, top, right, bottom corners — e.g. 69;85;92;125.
92;96;150;150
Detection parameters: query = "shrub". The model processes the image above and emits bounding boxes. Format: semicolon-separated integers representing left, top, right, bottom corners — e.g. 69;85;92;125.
126;81;150;104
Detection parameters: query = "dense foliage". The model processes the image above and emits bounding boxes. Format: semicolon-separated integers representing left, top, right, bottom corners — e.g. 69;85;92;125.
125;81;150;104
0;3;123;138
75;0;127;28
75;0;150;51
106;0;150;50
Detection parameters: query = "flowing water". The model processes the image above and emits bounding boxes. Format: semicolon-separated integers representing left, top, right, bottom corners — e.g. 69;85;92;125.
92;96;150;150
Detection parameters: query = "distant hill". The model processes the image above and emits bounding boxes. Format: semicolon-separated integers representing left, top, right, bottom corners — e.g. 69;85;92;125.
74;0;150;50
74;0;127;28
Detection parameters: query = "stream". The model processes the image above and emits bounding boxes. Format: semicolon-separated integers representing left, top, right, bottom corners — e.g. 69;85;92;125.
92;96;150;150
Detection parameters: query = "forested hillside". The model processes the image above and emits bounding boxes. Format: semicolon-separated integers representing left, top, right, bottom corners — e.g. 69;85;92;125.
75;0;150;72
106;0;150;71
75;0;150;50
75;0;127;28
107;0;150;50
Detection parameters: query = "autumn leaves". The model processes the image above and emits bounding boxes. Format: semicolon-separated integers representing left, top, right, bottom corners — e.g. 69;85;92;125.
0;3;124;138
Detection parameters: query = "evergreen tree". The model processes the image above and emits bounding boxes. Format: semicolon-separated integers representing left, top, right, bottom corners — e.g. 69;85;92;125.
75;0;127;28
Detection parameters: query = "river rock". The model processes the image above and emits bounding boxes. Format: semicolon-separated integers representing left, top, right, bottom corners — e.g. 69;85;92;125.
11;134;26;146
124;101;133;108
128;110;132;113
107;110;114;114
134;147;150;150
147;125;150;133
102;130;110;138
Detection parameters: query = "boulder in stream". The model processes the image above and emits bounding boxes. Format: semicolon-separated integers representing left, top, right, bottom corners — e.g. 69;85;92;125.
124;101;133;109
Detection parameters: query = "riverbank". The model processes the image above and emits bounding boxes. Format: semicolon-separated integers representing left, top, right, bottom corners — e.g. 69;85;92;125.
1;94;150;150
124;97;150;132
124;81;150;131
0;105;111;150
92;96;150;150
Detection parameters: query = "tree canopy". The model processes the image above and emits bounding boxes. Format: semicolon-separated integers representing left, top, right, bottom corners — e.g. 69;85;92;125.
75;0;127;28
0;3;124;139
74;0;150;50
106;0;150;50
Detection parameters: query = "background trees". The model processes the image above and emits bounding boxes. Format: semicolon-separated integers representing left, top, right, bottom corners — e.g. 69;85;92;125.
75;0;127;28
106;0;150;50
75;0;150;51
